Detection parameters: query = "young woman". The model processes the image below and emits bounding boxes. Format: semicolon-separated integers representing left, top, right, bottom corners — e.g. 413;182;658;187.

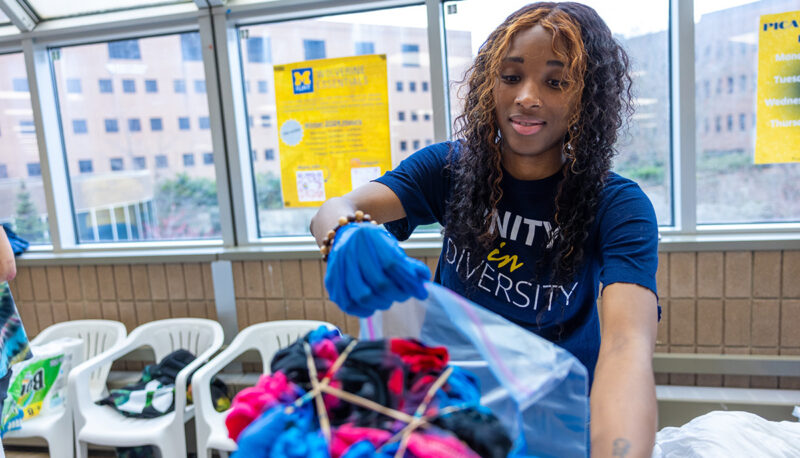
311;2;659;456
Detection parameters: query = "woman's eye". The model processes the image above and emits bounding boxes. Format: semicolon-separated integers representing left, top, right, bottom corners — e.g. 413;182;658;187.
547;79;566;88
500;75;520;83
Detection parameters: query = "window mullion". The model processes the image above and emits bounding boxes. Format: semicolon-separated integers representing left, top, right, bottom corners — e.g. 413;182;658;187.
425;0;450;142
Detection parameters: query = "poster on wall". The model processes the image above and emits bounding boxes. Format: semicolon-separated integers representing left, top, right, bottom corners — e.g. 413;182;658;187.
273;54;391;207
755;10;800;164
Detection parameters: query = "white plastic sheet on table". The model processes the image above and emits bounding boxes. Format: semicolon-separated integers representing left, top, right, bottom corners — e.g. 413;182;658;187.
361;282;589;458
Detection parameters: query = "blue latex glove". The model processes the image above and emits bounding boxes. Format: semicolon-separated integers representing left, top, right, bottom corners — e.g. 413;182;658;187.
325;222;430;317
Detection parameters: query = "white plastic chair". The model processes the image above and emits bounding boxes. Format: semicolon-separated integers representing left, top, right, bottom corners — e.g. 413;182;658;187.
192;320;338;458
68;318;224;458
3;319;127;458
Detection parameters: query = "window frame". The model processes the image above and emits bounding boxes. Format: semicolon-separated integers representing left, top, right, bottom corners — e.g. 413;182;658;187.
0;0;796;261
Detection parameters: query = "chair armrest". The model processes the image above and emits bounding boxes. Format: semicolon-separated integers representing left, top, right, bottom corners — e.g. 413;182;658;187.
192;340;252;420
174;334;224;423
68;335;147;408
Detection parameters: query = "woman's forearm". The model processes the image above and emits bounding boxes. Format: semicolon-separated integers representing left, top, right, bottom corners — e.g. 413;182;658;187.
310;197;358;246
590;338;657;458
0;229;17;283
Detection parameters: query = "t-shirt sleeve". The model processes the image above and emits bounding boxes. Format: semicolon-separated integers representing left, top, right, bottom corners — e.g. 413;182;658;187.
596;179;659;297
373;142;451;241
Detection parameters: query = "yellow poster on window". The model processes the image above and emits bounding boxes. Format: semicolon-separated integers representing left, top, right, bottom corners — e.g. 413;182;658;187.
273;54;391;207
755;11;800;164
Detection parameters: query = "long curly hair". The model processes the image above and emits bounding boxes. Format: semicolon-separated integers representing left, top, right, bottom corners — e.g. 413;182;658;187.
448;2;634;283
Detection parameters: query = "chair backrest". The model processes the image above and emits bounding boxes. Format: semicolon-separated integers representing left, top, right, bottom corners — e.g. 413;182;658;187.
238;320;337;370
32;319;127;398
129;318;223;363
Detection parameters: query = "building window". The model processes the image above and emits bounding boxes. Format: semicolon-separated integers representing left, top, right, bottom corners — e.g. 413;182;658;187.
422;81;429;92
739;75;747;93
423;113;431;121
99;79;113;93
18;120;35;134
122;79;136;93
155;155;168;168
714;116;721;133
27;163;41;177
150;118;163;131
396;81;403;92
72;119;88;134
203;152;214;165
411;112;418;122
198;116;210;129
12;78;28;92
409;81;416;92
178;117;190;130
265;149;275;160
145;79;158;93
104;119;119;133
128;118;141;132
110;158;124;171
425;139;433;146
703;80;709;98
355;41;375;55
257;80;268;93
704;117;709;133
0;165;7;179
183;153;195;167
398;111;405;121
727;76;734;94
413;140;420;150
180;32;202;61
108;39;141;60
174;79;186;93
726;114;733;131
715;78;722;94
133;156;146;170
78;160;93;174
66;78;82;94
400;141;407;151
739;113;746;131
260;115;272;127
246;36;272;63
194;80;206;93
401;44;420;67
303;39;326;60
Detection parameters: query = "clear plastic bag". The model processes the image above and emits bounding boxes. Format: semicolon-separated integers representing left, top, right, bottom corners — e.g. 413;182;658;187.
361;282;589;458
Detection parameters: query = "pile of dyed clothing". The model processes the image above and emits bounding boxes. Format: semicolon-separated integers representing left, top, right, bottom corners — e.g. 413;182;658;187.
226;327;512;458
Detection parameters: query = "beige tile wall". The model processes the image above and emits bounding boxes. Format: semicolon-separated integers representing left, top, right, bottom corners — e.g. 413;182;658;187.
9;250;799;387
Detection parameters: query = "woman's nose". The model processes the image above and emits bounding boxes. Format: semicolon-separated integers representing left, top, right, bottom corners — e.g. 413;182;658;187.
515;83;542;108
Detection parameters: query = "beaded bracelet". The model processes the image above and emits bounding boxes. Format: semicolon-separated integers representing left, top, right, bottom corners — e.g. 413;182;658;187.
320;210;377;261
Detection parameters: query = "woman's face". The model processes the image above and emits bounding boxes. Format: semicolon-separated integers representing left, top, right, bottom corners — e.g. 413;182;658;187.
493;25;574;169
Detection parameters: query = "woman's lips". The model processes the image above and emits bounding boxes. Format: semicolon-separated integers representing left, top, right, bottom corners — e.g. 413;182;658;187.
510;118;544;135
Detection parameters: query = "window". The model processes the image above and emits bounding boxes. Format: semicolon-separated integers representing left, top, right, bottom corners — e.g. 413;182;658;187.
398;111;405;121
174;79;186;93
128;118;141;132
246;36;272;63
714;116;721;132
27;163;41;177
66;78;82;93
411;112;418;122
264;149;275;160
703;80;710;98
99;79;113;93
178;117;190;130
0;165;6;179
726;114;733;131
396;81;403;92
422;81;429;92
413;139;420;150
401;44;420;67
251;149;257;162
12;78;28;92
110;158;124;171
133;157;146;170
739;74;747;92
155;155;168;168
727;76;734;94
108;39;141;59
145;79;158;93
104;119;119;133
400;141;407;151
72;119;87;134
355;41;375;55
425;139;433;146
198;116;210;129
180;32;202;61
260;115;271;127
150;118;163;131
409;81;416;92
122;79;136;93
194;80;206;93
78;160;93;173
19;120;35;134
303;39;326;60
203;152;214;165
257;80;268;93
424;113;431;121
738;113;746;131
183;153;195;167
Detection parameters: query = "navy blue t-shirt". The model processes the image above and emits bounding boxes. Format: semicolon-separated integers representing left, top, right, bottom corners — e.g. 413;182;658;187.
374;141;659;383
